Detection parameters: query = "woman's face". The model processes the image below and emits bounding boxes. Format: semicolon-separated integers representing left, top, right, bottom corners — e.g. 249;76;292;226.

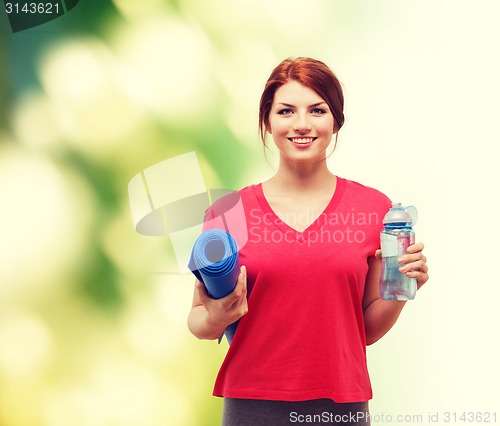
267;80;336;164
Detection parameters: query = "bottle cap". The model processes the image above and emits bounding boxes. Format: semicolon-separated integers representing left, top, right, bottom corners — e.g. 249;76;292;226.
383;202;417;226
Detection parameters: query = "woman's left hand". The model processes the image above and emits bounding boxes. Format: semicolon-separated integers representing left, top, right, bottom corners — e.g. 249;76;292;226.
375;242;429;290
397;242;429;290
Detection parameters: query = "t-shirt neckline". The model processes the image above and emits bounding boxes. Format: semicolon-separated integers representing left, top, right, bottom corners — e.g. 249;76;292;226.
253;177;345;242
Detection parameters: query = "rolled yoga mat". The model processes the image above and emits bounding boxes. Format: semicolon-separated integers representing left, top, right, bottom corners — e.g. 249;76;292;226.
188;228;240;344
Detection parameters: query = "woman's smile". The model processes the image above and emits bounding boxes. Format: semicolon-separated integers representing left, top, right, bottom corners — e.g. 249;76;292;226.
288;137;317;144
288;136;317;148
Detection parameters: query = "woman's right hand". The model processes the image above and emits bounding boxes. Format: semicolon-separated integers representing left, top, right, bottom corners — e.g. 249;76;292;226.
195;265;249;332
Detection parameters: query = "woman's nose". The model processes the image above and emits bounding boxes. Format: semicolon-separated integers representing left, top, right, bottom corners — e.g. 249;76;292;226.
293;113;311;133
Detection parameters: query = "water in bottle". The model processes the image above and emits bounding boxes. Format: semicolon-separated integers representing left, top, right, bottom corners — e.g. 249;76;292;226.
380;203;418;300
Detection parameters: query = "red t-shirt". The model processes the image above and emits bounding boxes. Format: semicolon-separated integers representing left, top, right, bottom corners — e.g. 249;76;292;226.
202;177;392;403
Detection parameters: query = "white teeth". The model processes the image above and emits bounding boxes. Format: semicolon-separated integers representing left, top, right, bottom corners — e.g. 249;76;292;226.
290;138;315;144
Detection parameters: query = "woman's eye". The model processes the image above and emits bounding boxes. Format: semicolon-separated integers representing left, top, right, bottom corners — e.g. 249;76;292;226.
277;108;293;115
311;108;326;115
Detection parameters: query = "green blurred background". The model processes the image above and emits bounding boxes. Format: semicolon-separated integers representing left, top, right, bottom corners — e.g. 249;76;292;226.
1;1;499;425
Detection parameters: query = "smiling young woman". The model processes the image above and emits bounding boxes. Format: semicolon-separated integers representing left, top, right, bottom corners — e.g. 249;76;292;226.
188;57;429;426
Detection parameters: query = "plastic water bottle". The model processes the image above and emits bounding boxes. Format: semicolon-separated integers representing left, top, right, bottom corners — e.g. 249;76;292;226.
380;203;418;300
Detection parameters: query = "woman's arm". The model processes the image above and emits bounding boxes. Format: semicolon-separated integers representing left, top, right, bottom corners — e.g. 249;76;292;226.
362;243;429;345
187;265;248;340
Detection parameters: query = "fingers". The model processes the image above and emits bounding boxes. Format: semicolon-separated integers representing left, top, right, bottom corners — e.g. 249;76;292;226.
233;265;247;299
197;265;247;304
403;268;429;289
374;249;382;261
398;242;426;266
398;256;428;273
226;265;248;315
233;288;249;316
197;266;249;327
222;265;247;307
398;243;429;288
398;258;428;276
407;242;424;254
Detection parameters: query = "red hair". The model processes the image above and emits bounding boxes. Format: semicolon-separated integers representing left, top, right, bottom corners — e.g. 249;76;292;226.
258;57;345;145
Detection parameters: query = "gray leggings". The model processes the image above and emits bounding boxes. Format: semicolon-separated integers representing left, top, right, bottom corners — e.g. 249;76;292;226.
222;398;370;426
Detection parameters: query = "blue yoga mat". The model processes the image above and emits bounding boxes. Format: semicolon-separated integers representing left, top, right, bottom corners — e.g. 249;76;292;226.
188;228;240;344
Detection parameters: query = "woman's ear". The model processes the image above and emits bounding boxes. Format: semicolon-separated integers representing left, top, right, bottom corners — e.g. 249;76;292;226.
332;120;339;134
266;124;272;135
